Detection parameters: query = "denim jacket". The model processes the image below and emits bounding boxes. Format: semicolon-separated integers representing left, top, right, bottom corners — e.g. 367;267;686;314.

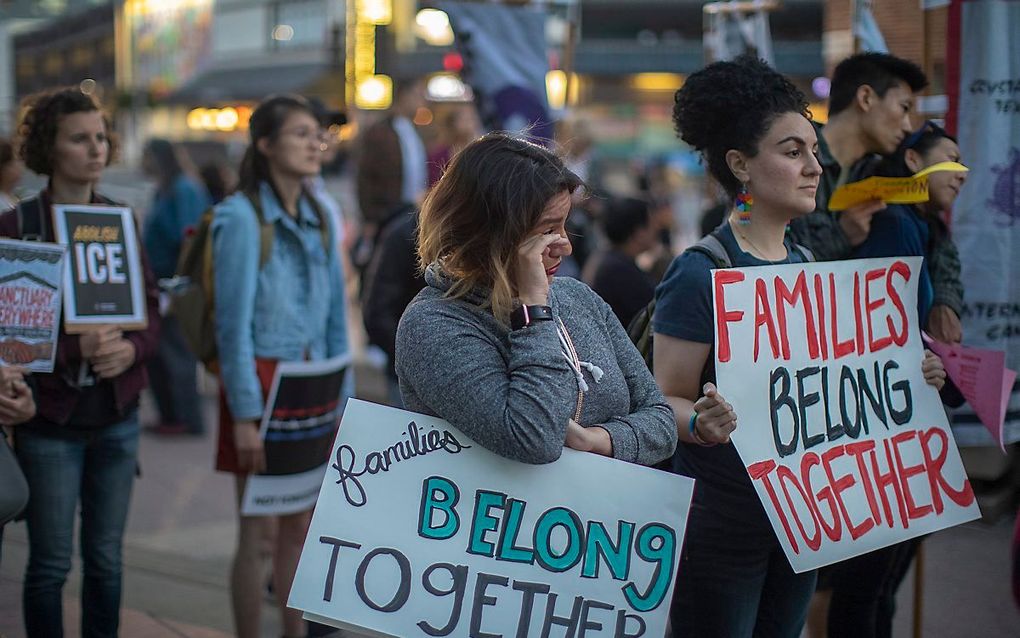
212;182;350;420
143;174;211;279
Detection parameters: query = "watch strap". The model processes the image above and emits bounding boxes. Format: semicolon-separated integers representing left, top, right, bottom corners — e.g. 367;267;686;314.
510;304;554;330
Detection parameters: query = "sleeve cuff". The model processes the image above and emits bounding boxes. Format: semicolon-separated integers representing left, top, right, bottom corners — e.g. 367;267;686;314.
932;292;963;316
601;419;639;463
226;393;264;423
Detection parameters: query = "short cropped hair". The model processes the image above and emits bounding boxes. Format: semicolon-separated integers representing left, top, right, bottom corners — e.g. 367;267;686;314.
828;53;928;117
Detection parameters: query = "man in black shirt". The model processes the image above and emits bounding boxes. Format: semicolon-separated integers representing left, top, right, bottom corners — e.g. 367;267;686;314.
585;197;658;326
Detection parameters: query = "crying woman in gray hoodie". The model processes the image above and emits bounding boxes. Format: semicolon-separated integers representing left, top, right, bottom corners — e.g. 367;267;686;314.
395;133;677;466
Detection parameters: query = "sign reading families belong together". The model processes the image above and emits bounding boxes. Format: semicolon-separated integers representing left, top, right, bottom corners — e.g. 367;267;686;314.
289;400;695;637
713;257;981;573
52;204;146;331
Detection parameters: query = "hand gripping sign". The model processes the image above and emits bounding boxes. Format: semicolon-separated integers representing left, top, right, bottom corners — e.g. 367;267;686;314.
288;399;695;637
712;257;980;573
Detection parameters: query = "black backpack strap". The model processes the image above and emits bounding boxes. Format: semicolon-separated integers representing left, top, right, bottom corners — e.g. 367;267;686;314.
685;228;734;269
15;197;44;241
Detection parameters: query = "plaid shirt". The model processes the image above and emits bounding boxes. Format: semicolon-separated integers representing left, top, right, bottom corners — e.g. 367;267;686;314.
788;123;963;315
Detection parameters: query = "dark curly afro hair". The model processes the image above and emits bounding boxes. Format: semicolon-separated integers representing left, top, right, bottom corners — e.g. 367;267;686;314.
17;87;116;177
672;55;809;197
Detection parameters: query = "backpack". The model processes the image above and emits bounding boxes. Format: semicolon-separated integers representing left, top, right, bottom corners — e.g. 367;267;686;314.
14;193;120;241
171;190;331;372
626;226;815;370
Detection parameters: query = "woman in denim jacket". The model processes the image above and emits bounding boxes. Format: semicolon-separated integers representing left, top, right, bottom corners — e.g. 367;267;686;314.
211;94;351;638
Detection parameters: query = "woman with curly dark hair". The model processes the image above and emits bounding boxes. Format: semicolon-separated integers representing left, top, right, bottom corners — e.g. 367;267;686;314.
0;137;24;210
0;87;160;637
650;57;943;637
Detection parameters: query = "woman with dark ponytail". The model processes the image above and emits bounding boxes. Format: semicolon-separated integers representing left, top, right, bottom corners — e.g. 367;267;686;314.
651;57;947;637
211;94;351;638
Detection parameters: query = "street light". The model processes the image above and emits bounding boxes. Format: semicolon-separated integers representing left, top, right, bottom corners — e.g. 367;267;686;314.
356;75;392;110
415;9;454;46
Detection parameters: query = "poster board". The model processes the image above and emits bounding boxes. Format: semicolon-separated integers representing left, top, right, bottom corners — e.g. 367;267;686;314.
51;204;146;332
241;355;351;516
288;399;695;637
0;239;65;372
712;257;980;573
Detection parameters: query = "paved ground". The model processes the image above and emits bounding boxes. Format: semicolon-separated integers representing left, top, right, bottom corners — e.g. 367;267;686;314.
0;358;389;638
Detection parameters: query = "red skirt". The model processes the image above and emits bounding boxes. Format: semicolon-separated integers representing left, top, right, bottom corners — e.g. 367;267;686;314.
216;359;278;474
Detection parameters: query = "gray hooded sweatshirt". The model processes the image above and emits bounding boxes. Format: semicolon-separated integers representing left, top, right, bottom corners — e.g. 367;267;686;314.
395;264;677;465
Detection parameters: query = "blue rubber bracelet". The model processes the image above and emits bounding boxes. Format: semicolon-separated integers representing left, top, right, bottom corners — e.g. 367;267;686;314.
688;411;698;437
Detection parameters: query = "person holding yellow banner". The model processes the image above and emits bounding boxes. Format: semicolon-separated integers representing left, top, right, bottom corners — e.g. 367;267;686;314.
850;121;968;331
825;120;968;638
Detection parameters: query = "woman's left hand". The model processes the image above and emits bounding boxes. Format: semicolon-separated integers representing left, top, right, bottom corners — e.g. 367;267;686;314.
564;419;613;456
922;349;947;391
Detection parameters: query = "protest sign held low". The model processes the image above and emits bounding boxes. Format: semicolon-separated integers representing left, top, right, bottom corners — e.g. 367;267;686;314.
51;204;146;331
712;257;980;573
0;239;65;372
289;399;695;637
242;355;351;516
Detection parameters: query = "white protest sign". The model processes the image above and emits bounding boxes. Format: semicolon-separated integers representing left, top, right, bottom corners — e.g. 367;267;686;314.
241;355;351;516
712;257;980;573
289;399;694;637
0;239;65;372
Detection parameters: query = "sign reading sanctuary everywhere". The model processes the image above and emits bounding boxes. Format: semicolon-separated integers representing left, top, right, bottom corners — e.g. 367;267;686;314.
289;399;695;637
51;204;146;331
0;239;65;372
712;257;980;573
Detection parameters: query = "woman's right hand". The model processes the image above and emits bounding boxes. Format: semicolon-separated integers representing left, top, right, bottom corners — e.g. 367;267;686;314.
692;382;737;444
233;420;266;474
515;233;570;306
80;326;123;359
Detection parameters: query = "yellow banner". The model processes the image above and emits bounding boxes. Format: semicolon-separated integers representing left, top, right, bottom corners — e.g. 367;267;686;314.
827;162;969;212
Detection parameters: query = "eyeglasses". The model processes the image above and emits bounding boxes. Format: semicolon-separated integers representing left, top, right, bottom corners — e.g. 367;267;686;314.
903;120;948;150
280;127;330;145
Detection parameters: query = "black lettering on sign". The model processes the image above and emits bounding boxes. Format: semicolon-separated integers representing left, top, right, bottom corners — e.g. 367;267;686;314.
417;563;468;637
513;580;552;638
469;572;509;638
354;547;411;613
319;536;360;602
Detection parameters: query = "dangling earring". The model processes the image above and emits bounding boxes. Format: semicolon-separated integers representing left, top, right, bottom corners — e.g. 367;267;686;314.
736;184;753;225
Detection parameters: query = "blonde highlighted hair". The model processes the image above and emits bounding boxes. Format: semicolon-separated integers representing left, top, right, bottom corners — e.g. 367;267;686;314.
417;133;583;323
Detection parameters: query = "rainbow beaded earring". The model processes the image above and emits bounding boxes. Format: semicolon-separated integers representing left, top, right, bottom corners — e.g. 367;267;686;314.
736;184;753;225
